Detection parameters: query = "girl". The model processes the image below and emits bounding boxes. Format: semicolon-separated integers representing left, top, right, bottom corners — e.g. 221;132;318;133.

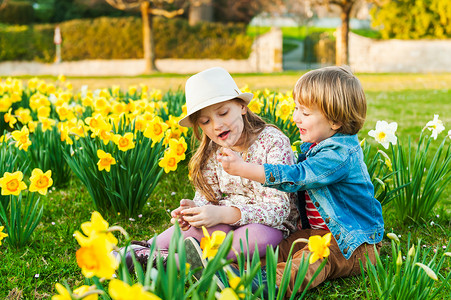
129;67;298;267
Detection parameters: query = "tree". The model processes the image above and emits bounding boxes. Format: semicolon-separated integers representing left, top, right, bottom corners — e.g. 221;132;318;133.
371;0;451;39
104;0;186;73
305;0;364;66
0;0;7;10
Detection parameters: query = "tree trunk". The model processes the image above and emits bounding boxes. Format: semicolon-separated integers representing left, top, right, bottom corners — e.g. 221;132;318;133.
336;4;352;66
141;1;158;73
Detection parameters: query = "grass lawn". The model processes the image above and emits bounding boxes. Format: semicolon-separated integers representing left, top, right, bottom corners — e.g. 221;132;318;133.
1;73;450;299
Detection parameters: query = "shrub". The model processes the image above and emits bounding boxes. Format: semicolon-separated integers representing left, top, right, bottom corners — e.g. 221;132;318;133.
0;23;54;62
0;1;34;25
0;17;253;62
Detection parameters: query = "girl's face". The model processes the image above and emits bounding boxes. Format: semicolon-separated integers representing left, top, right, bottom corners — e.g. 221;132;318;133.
197;100;247;151
292;102;340;144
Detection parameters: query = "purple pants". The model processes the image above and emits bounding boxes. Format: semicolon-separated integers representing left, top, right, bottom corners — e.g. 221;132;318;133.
148;223;284;261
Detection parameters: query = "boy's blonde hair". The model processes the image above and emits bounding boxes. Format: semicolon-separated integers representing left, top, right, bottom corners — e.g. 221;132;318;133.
293;66;366;135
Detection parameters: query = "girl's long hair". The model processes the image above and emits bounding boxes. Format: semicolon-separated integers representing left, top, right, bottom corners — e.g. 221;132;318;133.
188;99;269;203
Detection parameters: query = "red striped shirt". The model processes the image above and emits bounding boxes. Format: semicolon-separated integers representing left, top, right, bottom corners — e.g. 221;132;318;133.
305;191;328;230
297;143;329;231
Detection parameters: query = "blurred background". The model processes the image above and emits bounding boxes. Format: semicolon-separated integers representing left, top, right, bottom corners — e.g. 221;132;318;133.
0;0;450;75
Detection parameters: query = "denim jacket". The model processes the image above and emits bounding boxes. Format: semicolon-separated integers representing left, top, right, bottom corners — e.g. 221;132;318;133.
263;133;384;259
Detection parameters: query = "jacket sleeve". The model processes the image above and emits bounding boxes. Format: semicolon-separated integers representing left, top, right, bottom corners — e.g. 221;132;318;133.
263;143;350;193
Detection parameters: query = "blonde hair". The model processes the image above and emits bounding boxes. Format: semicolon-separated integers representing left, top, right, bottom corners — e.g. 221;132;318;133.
293;66;366;135
188;99;269;203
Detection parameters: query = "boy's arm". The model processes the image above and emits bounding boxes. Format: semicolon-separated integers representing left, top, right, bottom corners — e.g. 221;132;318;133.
218;148;266;183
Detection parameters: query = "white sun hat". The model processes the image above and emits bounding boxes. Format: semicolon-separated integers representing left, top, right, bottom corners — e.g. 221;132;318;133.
178;67;254;127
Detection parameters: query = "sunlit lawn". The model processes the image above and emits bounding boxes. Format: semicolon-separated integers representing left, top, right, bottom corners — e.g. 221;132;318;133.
1;72;450;298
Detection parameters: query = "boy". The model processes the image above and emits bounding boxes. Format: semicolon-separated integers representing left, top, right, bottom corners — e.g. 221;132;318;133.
219;66;384;296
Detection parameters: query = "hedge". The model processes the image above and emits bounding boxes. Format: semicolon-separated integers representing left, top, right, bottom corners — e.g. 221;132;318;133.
0;17;254;62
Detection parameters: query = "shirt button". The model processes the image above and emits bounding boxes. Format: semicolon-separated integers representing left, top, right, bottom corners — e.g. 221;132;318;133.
335;233;340;240
325;217;330;223
343;247;349;254
314;202;320;207
269;172;275;182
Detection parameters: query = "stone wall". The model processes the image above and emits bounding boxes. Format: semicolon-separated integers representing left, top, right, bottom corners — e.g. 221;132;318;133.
0;28;282;76
349;32;451;73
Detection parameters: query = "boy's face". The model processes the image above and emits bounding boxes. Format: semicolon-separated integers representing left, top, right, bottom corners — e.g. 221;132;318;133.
197;100;247;151
292;102;341;144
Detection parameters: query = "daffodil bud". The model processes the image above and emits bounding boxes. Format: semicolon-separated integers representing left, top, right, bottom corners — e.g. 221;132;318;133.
396;250;402;267
444;252;451;257
387;233;400;245
415;263;438;281
408;245;415;258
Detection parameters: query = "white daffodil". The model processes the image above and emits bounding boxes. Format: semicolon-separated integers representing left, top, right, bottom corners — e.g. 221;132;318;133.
447;130;451;139
424;114;445;140
368;121;398;149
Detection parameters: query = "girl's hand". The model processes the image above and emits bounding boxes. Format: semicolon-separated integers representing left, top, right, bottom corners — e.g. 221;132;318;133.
170;199;195;231
181;205;241;228
217;148;245;176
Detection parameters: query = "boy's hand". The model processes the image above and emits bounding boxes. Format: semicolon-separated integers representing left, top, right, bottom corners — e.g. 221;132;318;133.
218;148;266;184
217;148;245;176
170;199;195;231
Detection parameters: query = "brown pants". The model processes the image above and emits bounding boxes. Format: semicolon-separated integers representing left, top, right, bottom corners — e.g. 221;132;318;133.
276;229;381;298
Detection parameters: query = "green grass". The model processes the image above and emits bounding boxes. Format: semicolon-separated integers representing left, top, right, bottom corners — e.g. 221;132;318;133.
1;73;450;298
247;26;336;41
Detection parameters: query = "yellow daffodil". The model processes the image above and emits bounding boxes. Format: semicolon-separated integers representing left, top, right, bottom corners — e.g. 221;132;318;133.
75;232;118;279
4;108;17;128
275;99;295;121
38;117;56;132
82;96;94;108
97;150;116;172
98;127;114;145
113;132;135;152
128;85;137;95
248;99;263;114
218;288;239;300
37;105;51;118
109;279;161;300
0;226;8;245
94;97;111;115
51;283;72;300
226;269;244;299
158;150;179;173
200;226;226;259
56;103;74;121
78;211;118;246
308;232;331;264
15;108;32;124
73;285;98;300
168;137;187;162
11;126;32;151
0;95;12;112
0;171;27;196
29;168;53;195
58;74;66;82
144;117;169;144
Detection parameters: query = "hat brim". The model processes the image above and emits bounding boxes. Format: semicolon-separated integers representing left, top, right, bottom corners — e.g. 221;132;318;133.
178;92;253;127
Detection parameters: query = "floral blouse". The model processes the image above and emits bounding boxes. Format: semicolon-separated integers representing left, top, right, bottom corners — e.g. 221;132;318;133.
193;126;299;237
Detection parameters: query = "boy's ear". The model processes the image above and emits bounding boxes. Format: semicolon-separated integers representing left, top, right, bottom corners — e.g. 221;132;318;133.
330;121;342;131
